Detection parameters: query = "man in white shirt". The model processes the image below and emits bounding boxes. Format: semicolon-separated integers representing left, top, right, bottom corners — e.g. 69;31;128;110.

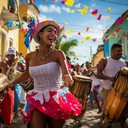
97;43;128;128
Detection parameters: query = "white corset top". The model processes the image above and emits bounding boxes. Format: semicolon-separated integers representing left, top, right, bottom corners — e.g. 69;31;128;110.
29;62;63;91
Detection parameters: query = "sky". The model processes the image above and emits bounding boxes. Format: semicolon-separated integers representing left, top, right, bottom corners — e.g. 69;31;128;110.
21;0;128;65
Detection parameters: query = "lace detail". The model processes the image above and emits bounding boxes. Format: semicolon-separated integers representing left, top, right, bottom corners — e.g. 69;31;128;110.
29;62;63;91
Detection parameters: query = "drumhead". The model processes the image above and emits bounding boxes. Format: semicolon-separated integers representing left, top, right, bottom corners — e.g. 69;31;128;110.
0;71;22;92
0;73;10;92
74;75;92;82
120;67;128;75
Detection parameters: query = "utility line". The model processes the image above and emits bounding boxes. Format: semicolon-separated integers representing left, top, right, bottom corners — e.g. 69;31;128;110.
98;0;128;6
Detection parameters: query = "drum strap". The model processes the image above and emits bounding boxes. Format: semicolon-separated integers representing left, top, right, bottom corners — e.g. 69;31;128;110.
5;62;16;81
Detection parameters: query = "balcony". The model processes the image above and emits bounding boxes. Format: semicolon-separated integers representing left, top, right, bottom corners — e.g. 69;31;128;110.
1;9;19;21
19;3;40;22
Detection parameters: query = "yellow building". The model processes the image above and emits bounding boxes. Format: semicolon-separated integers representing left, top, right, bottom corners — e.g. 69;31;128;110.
0;0;20;61
91;44;104;67
19;3;40;57
0;0;40;61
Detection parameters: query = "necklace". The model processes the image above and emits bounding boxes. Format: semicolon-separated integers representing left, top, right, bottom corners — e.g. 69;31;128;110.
39;48;53;61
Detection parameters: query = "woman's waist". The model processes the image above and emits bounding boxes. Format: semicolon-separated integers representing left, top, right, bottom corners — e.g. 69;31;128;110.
34;86;60;92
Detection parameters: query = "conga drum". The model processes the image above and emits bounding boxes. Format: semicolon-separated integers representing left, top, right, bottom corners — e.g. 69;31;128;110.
69;75;92;120
0;73;10;102
105;67;128;122
0;71;22;102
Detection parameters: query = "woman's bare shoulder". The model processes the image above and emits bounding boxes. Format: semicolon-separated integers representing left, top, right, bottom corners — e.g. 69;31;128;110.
53;49;64;55
26;51;37;60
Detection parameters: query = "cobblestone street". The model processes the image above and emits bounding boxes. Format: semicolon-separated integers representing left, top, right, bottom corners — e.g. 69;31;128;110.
10;104;128;128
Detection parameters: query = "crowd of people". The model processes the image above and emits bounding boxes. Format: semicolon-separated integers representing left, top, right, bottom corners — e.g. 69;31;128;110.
0;47;26;127
0;19;127;128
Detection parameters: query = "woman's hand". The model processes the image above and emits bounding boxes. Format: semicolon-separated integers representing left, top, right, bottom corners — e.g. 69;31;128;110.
64;74;74;87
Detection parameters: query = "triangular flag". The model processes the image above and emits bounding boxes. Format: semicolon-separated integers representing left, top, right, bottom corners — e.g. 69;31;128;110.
115;28;122;33
113;32;117;37
65;0;74;7
116;17;124;24
97;14;102;20
107;7;111;12
71;10;75;13
66;29;72;34
91;9;98;15
85;35;91;40
78;32;81;35
106;16;110;20
63;22;68;25
86;27;89;32
81;39;85;43
80;6;88;15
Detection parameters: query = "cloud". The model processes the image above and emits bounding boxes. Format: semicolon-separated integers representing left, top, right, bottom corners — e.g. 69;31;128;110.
38;14;52;22
62;6;71;13
39;4;61;14
38;4;71;14
63;24;104;40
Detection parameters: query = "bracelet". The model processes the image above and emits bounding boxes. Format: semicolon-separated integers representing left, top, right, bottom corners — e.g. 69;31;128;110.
63;74;70;78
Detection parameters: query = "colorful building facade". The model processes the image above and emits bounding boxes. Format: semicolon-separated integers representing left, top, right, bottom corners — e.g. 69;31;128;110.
103;10;128;59
0;0;40;61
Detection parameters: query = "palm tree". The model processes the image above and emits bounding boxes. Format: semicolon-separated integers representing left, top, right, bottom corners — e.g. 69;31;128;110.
55;29;78;57
60;39;78;57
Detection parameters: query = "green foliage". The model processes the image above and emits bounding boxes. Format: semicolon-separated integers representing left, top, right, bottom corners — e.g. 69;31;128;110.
55;29;78;57
60;39;78;57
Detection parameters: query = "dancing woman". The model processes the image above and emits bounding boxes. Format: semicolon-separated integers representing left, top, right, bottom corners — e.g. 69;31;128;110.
8;20;82;128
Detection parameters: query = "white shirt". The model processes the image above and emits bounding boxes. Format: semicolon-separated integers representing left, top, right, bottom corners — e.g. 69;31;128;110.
102;57;126;89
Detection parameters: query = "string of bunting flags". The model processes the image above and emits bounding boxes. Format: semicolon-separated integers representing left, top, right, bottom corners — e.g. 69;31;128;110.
0;0;127;49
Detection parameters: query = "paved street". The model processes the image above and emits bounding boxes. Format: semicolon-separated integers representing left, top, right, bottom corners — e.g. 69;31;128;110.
10;104;128;128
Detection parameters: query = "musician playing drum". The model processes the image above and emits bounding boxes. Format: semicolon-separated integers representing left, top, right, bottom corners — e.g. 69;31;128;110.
0;47;23;126
97;43;128;128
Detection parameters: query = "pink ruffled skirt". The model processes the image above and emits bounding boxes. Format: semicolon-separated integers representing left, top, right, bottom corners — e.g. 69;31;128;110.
21;87;82;122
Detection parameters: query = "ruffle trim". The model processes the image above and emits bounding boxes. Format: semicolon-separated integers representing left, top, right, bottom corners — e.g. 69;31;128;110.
21;87;82;122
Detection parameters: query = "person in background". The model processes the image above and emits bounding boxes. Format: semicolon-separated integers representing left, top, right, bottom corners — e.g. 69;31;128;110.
82;61;92;76
0;47;20;126
8;20;82;128
13;52;25;118
90;66;102;114
66;56;73;73
97;43;128;128
71;63;82;76
82;61;94;107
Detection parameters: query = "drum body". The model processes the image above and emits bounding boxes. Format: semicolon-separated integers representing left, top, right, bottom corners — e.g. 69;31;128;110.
69;75;92;120
105;67;128;122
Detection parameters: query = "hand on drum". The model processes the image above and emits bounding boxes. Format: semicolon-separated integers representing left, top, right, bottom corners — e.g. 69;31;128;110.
64;74;74;87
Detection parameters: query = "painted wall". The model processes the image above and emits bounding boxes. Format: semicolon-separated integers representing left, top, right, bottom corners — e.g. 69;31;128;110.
92;50;104;66
0;0;9;60
103;11;128;59
0;0;8;12
0;1;20;60
19;4;39;57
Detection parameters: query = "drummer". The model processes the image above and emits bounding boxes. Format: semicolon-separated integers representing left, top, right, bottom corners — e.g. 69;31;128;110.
71;63;82;77
82;61;94;107
97;43;128;127
0;47;23;126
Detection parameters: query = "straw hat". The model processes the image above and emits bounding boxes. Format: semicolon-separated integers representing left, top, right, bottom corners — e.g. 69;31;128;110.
32;20;60;43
